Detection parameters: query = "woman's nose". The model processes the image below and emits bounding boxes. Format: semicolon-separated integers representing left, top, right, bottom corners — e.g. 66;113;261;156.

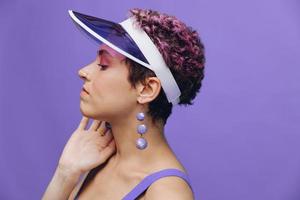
78;69;88;81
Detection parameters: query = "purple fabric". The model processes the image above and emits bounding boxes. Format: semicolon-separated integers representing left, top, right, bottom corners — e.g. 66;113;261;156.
122;168;193;200
74;168;193;200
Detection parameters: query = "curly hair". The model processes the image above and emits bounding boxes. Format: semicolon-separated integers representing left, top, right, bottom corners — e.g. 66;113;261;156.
124;8;206;126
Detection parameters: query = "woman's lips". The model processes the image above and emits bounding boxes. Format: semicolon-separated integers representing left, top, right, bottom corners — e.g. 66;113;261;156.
82;86;89;93
81;87;89;96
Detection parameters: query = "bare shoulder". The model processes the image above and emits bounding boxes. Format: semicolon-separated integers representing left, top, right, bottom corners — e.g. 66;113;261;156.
144;175;194;200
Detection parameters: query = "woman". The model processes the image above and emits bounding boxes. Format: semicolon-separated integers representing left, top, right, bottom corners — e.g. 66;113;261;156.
42;8;205;200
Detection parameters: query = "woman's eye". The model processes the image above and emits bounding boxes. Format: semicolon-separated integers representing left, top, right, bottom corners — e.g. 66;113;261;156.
97;64;108;70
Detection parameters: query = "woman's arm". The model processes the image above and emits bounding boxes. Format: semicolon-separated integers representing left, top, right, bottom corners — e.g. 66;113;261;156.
42;165;81;200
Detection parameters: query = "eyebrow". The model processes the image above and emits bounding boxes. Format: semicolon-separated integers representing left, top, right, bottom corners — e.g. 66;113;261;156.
97;49;112;58
97;49;127;63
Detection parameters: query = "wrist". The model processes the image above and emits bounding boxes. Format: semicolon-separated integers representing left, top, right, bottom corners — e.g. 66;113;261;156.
55;164;81;184
41;165;81;200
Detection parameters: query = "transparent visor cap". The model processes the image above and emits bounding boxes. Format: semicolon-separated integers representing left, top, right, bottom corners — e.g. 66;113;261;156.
68;10;181;105
68;10;149;64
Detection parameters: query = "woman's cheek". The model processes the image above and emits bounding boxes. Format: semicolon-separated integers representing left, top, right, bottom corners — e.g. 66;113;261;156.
91;79;103;98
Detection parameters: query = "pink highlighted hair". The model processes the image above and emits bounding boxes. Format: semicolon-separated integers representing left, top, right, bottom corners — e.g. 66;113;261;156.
125;8;206;126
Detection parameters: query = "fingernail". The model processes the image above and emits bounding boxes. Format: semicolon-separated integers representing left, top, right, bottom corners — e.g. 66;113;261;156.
105;122;111;129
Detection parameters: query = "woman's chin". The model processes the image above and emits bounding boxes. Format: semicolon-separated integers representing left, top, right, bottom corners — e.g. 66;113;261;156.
79;105;92;117
80;106;102;120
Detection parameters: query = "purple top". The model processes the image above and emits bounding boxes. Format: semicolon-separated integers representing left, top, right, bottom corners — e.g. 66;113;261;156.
74;168;194;200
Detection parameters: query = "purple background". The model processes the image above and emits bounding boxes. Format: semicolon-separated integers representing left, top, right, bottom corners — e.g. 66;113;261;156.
0;0;299;199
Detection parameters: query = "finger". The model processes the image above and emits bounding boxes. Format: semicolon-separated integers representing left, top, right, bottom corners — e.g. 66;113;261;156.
97;121;109;135
99;128;112;140
100;139;116;158
107;138;116;148
77;116;89;130
99;131;113;147
103;129;113;141
90;119;101;131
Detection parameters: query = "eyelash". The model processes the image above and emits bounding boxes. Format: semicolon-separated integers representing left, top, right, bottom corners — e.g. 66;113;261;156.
97;64;108;70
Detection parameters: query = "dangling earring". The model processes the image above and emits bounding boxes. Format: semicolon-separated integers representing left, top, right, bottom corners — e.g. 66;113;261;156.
135;111;148;150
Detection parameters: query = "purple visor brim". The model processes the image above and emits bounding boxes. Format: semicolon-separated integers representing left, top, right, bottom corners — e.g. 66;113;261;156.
69;10;149;64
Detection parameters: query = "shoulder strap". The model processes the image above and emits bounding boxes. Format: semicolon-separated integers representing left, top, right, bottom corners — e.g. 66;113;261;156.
122;168;194;200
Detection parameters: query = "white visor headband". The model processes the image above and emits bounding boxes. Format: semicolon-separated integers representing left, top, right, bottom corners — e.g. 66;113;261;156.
68;10;181;105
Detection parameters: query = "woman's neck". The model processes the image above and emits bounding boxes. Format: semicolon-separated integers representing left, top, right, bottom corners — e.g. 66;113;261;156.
106;113;174;171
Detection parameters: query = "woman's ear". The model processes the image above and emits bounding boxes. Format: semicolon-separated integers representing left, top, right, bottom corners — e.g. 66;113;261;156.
136;77;161;104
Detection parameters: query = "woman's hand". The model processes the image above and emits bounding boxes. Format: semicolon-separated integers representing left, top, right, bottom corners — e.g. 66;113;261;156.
58;116;116;176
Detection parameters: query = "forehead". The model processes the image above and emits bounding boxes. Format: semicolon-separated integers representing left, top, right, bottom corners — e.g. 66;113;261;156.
98;44;126;60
